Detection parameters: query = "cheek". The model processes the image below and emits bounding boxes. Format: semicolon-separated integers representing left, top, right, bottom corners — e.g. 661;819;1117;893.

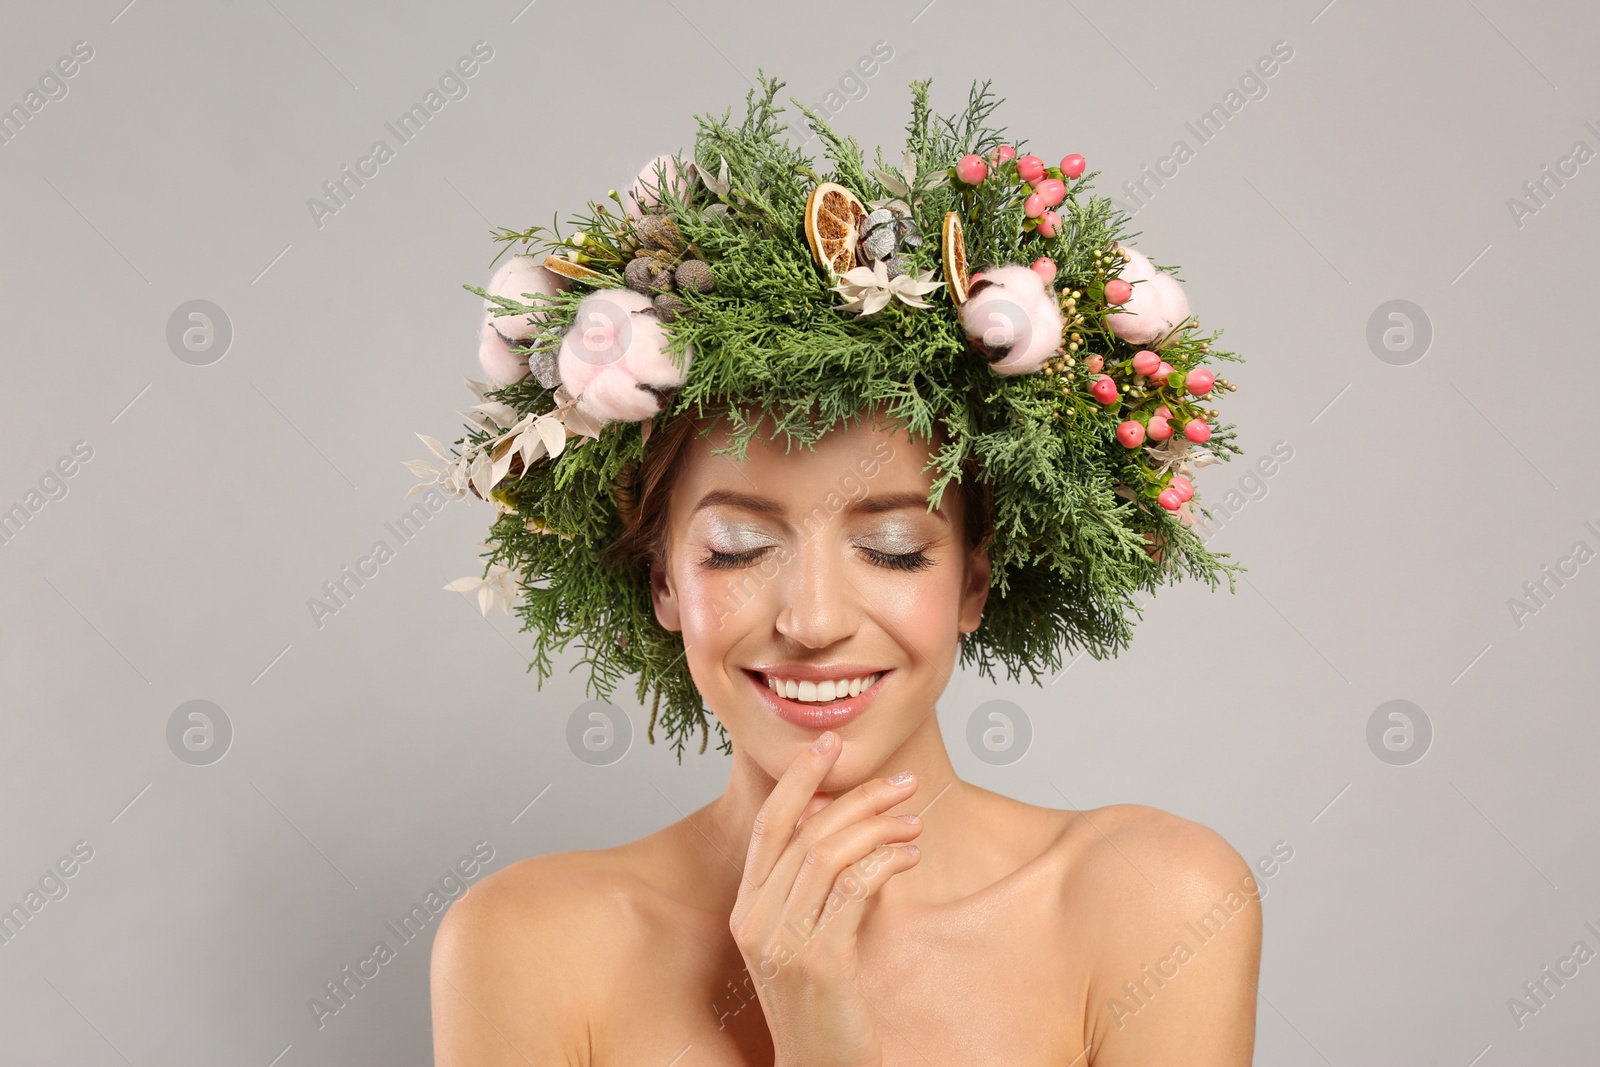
859;564;967;659
672;554;773;645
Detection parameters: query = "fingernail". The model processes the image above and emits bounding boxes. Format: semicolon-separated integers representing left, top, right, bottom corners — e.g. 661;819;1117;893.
887;770;914;786
811;732;835;754
897;813;919;824
903;844;920;856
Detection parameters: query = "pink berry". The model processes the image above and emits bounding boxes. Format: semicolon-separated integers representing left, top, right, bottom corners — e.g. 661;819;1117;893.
1090;376;1120;404
1155;404;1173;419
1033;178;1066;207
1117;420;1145;448
1084;353;1104;373
1061;154;1086;179
1146;415;1173;440
1023;193;1046;218
988;144;1016;165
1186;367;1215;396
1169;475;1194;502
1037;209;1060;238
1017;155;1045;182
1031;257;1057;283
956;153;989;185
1105;279;1133;305
1184;418;1211;443
1156;361;1174;382
1131;350;1160;376
1157;488;1183;511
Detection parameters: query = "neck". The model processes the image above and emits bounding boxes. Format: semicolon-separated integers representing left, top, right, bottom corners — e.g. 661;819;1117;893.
696;710;982;909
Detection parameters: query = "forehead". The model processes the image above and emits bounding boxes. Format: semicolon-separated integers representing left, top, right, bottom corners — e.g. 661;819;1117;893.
669;410;948;514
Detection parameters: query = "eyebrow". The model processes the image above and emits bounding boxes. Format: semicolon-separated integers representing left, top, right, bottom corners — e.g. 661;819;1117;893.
692;488;947;523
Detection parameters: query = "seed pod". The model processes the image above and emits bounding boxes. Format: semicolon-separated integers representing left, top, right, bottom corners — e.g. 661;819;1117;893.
653;292;687;323
634;214;684;254
675;259;715;293
625;255;674;296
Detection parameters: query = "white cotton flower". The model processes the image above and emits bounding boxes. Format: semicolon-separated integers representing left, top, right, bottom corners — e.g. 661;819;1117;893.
829;258;944;316
1106;245;1192;349
555;289;692;424
957;264;1064;376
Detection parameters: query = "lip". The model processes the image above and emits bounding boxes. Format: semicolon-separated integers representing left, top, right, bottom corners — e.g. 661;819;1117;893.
743;667;891;730
746;662;888;682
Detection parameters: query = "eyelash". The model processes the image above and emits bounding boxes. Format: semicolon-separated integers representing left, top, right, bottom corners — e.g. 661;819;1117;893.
698;546;934;572
863;547;935;572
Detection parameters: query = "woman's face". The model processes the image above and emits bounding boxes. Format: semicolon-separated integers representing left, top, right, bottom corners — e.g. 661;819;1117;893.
649;411;991;787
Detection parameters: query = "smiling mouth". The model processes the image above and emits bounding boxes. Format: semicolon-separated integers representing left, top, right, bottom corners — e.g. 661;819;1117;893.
747;670;883;705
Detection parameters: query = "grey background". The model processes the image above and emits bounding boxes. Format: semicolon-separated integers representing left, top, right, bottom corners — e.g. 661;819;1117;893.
2;0;1596;1064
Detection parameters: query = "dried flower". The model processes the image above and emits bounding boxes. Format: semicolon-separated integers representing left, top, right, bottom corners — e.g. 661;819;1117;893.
1140;435;1218;479
828;257;943;316
444;561;516;615
405;380;606;509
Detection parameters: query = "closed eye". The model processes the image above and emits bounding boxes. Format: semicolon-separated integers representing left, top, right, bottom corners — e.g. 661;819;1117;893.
698;547;767;570
859;547;933;571
696;546;933;572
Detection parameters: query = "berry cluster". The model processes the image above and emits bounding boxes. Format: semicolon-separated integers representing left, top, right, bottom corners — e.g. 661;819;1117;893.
951;147;1237;515
954;145;1088;240
1035;307;1238;512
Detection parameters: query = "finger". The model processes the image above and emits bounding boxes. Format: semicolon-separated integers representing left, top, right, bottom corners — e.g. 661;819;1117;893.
812;843;922;944
794;772;918;843
743;732;843;888
783;813;923;921
763;772;918;902
799;793;833;823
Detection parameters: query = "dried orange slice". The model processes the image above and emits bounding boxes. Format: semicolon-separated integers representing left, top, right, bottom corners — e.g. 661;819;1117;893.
804;181;868;278
540;254;610;286
941;211;970;305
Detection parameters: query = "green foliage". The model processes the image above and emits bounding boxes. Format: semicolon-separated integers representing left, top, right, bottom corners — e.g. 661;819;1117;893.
443;70;1245;761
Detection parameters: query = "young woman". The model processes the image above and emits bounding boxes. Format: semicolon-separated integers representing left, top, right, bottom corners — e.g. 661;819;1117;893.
430;405;1262;1065
416;70;1261;1065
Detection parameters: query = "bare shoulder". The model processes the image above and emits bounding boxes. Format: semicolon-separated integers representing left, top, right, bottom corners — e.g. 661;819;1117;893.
430;845;651;1067
1052;804;1262;1065
1058;803;1257;902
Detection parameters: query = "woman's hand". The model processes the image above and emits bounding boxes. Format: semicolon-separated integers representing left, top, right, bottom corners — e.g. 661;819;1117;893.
729;731;924;1067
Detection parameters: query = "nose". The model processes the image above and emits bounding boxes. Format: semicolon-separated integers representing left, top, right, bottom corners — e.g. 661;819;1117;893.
772;535;862;649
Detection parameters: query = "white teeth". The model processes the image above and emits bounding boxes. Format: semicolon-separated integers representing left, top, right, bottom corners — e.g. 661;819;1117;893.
761;672;881;703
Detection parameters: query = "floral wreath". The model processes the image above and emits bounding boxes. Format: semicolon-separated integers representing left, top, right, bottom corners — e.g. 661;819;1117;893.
408;73;1244;758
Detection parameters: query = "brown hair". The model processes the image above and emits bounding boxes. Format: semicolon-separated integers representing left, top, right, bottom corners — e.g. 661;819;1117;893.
606;410;994;577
